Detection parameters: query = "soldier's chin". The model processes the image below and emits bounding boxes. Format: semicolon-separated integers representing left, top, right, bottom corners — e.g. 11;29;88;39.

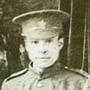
37;63;55;69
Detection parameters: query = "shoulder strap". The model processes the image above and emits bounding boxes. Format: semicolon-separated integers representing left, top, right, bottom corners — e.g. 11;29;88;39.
6;68;28;82
64;66;89;78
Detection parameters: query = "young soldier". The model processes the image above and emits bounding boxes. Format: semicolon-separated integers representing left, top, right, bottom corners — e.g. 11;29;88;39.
1;10;89;90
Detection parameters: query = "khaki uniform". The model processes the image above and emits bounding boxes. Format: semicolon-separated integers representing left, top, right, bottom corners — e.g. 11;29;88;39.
1;63;88;90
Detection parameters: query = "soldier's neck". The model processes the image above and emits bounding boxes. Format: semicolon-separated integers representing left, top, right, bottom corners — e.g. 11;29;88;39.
33;64;46;74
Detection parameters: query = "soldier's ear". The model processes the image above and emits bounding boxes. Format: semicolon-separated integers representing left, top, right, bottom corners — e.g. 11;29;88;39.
58;38;64;50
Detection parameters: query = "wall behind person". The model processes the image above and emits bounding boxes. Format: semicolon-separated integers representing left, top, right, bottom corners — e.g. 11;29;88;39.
0;4;23;76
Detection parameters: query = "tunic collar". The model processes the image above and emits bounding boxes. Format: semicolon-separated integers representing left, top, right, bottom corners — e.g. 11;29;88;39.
28;61;64;80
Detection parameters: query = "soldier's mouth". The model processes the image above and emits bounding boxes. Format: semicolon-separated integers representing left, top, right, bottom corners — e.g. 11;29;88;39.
35;57;50;59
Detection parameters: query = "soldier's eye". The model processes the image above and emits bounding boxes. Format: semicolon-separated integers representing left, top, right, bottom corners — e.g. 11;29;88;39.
46;39;52;43
32;41;39;44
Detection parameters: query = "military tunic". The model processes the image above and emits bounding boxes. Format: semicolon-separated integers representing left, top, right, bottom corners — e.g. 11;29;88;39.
1;63;88;90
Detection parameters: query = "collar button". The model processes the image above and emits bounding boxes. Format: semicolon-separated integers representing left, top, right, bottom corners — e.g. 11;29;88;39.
37;82;43;88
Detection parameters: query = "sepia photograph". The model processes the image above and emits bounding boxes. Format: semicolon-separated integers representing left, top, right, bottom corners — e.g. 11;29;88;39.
0;0;90;90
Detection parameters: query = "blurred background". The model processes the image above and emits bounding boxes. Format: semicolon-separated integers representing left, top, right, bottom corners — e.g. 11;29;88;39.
0;0;90;89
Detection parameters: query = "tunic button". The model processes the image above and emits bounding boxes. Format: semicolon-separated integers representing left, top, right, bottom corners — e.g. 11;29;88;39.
37;82;43;88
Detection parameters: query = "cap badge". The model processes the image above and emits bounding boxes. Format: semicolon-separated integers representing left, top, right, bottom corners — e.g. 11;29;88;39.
38;19;46;30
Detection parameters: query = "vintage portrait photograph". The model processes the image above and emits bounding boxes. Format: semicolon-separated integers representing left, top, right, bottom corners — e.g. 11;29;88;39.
0;0;90;90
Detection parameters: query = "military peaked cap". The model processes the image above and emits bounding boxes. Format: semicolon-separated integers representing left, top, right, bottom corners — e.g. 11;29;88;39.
12;0;70;39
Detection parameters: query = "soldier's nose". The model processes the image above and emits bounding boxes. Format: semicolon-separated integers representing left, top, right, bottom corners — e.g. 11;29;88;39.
42;51;47;54
39;46;47;54
38;42;47;54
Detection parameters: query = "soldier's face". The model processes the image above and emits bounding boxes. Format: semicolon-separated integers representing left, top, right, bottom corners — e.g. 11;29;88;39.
25;36;64;69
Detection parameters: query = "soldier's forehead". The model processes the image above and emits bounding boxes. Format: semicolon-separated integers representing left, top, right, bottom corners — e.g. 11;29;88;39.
24;35;59;40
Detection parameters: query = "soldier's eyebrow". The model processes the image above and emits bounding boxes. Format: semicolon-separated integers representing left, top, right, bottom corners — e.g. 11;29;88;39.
45;38;53;40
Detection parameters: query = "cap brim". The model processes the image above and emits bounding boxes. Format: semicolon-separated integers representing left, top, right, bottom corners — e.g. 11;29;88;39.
12;9;70;24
